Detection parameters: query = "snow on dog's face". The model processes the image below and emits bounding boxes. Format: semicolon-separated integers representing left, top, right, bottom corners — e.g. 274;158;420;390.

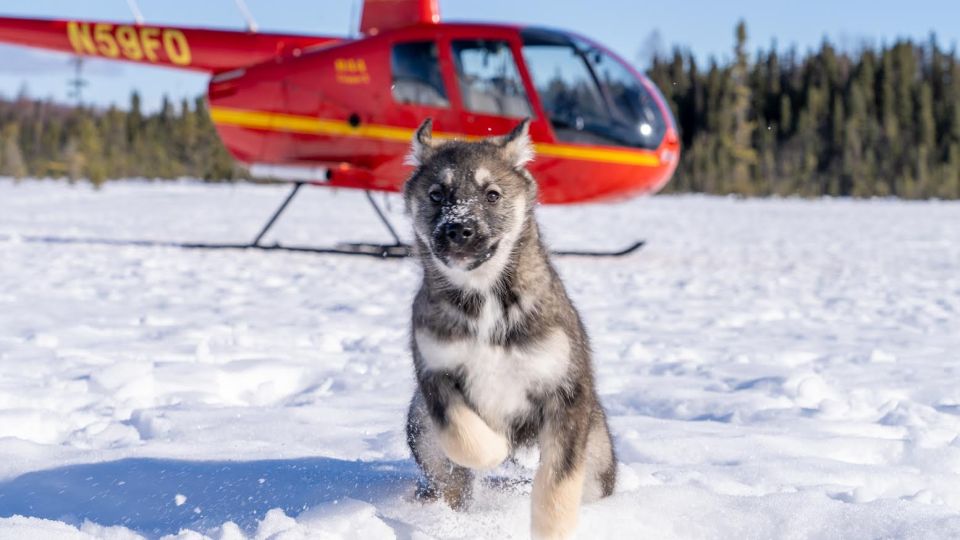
404;119;536;276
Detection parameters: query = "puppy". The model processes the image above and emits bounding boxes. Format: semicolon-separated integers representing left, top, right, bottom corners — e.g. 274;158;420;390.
403;118;616;539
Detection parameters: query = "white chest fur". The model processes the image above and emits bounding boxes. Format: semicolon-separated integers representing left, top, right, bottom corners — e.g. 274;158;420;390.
415;327;571;431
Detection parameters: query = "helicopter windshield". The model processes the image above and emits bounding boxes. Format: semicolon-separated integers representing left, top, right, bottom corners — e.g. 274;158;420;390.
521;28;666;149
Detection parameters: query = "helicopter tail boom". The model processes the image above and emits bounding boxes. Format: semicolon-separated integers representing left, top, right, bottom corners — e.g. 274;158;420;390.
0;16;340;73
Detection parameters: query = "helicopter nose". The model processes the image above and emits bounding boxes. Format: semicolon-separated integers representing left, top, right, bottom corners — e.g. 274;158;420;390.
444;222;475;246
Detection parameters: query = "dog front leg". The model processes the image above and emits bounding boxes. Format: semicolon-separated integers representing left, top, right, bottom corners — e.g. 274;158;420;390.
419;371;509;470
437;396;510;470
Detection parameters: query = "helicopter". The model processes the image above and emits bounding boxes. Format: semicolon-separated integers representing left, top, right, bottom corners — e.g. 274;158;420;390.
0;0;680;257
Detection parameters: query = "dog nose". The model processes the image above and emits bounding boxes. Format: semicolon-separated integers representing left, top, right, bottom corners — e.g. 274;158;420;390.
444;222;474;245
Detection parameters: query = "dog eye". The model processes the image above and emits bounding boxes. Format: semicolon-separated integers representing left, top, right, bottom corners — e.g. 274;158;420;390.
429;190;443;203
486;190;501;203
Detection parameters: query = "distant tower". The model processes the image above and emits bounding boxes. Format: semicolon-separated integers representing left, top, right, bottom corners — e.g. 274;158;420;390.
67;56;87;105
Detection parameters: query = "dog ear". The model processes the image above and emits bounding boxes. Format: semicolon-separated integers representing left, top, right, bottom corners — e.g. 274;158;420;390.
405;118;437;167
497;118;534;169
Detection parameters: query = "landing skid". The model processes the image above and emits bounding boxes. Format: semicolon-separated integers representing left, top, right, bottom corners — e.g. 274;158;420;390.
552;240;645;257
8;182;644;258
246;184;411;258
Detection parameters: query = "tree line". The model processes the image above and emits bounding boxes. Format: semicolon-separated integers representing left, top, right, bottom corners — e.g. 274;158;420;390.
648;22;960;198
1;21;959;198
0;92;240;184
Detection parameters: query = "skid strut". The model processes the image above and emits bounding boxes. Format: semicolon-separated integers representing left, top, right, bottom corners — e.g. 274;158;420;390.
332;191;412;257
251;181;304;247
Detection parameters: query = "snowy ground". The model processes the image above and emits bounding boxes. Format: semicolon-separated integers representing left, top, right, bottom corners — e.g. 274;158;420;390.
0;178;959;539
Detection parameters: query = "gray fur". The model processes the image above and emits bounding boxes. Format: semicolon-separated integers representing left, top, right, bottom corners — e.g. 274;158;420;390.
403;119;616;529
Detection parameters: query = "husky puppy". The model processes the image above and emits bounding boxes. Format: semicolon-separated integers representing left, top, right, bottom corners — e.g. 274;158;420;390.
403;118;616;539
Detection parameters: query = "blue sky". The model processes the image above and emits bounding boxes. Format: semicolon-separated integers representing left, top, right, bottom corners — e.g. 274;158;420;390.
1;0;959;111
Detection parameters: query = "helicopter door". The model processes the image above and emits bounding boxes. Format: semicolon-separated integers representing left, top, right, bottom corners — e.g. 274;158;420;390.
387;38;467;146
450;39;532;119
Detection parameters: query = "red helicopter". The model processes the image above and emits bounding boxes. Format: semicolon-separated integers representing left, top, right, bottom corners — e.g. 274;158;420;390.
0;0;680;257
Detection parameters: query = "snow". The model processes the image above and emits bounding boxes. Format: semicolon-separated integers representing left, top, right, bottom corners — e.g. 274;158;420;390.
1;178;959;539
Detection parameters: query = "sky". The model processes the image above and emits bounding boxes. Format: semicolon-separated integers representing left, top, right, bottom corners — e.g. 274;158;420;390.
1;0;959;111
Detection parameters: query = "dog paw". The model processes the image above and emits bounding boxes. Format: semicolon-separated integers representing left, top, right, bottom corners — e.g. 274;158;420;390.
438;403;509;470
530;523;576;540
531;501;579;540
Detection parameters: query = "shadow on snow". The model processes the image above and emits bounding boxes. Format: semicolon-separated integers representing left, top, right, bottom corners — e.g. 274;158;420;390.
0;456;418;537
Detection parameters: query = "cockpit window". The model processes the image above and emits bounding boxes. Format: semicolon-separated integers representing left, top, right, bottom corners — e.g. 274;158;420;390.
589;49;666;148
451;40;532;118
391;41;449;108
521;29;665;149
522;43;607;139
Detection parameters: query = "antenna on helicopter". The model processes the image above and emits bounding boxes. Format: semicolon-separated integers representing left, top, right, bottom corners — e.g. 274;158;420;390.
66;56;87;105
233;0;259;32
125;0;145;24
